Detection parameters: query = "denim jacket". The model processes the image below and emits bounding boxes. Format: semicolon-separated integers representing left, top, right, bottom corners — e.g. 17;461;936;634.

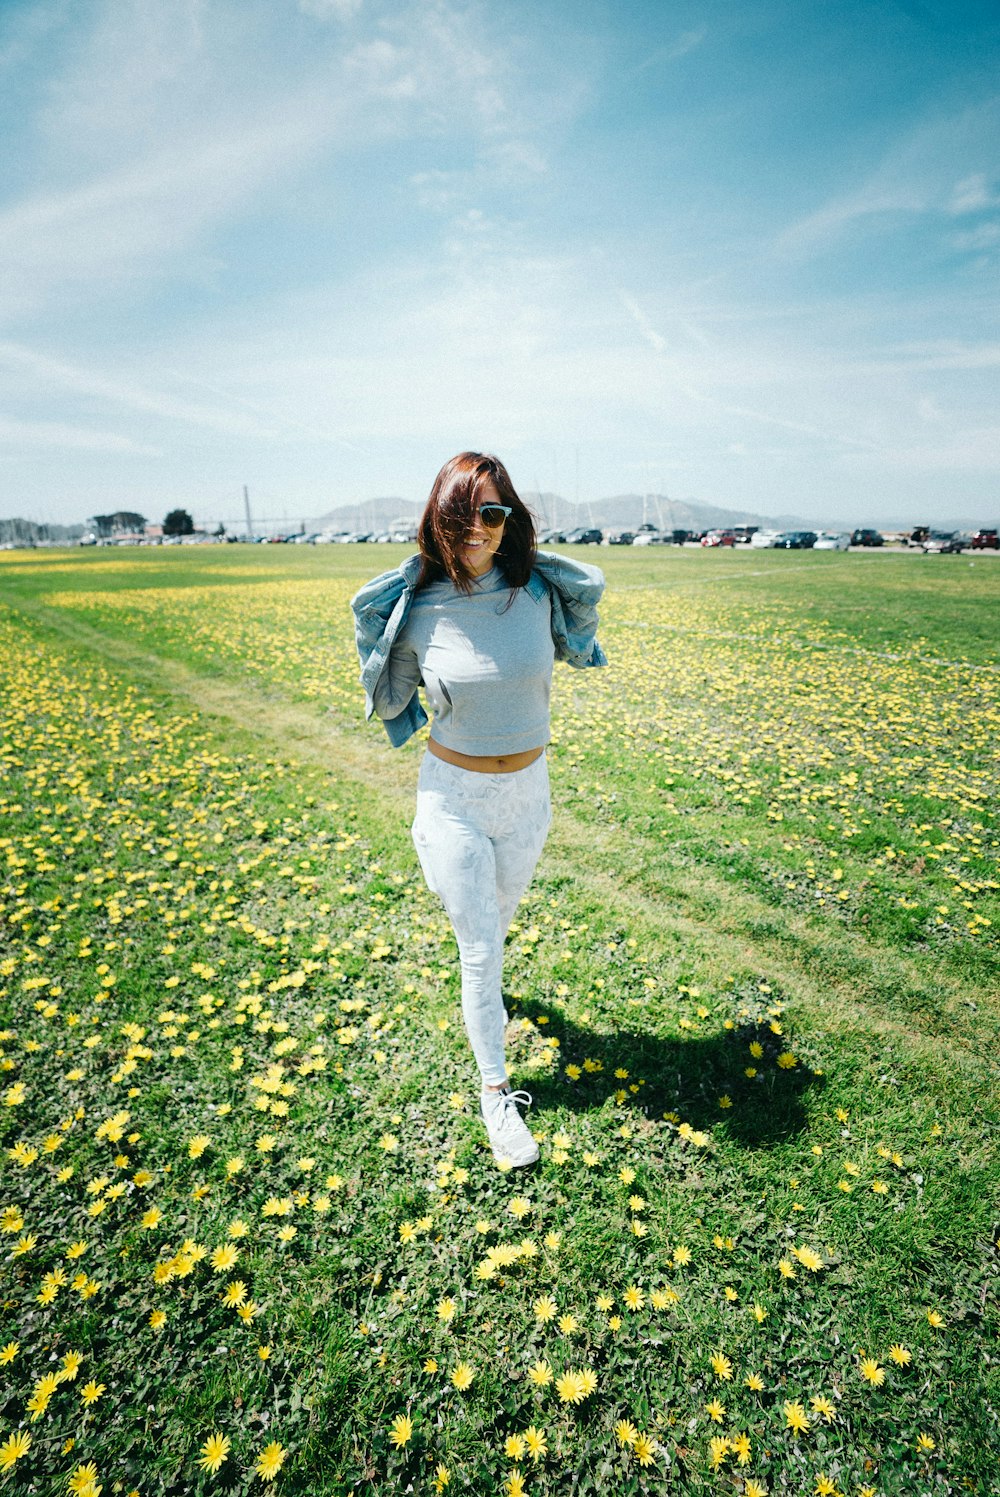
350;550;608;747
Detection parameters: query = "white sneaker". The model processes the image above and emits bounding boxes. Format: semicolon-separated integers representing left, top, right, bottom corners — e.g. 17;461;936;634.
481;1086;539;1168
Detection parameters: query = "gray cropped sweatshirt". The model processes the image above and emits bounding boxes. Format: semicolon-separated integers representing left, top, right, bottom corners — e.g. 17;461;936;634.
371;565;555;755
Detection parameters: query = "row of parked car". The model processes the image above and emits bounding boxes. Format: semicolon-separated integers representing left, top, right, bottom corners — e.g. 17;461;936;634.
246;523;999;552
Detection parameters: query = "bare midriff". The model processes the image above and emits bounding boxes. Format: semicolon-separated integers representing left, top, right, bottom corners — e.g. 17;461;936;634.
427;738;546;775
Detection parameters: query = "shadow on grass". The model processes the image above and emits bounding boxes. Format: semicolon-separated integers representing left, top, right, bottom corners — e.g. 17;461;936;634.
506;996;823;1148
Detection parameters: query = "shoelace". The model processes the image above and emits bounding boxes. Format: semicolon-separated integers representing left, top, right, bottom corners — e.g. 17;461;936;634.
496;1088;533;1124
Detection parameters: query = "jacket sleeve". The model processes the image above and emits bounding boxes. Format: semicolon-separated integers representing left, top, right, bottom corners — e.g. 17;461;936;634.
533;550;608;668
349;566;429;746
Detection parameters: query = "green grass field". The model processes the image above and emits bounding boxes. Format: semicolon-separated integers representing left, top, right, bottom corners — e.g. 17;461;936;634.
1;544;997;1497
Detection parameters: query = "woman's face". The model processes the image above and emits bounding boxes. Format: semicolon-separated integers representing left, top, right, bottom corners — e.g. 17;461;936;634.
462;478;506;576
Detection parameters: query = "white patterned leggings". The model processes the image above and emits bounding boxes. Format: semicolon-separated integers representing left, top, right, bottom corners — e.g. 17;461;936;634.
411;750;552;1088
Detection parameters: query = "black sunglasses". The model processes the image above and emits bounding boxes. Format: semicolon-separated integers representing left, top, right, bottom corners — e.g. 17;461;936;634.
478;504;512;529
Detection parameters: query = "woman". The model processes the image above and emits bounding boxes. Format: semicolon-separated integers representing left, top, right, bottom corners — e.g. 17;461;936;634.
351;452;606;1167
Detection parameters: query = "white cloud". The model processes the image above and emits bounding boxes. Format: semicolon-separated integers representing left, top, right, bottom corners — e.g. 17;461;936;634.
0;414;159;455
299;0;363;20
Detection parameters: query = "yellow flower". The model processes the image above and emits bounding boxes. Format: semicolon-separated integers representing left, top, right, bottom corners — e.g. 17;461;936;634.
633;1433;656;1466
255;1441;286;1481
916;1432;935;1452
80;1379;106;1405
614;1420;638;1448
198;1432;231;1474
810;1394;836;1423
672;1244;692;1266
451;1362;474;1391
68;1461;100;1493
527;1360;552;1387
705;1399;725;1423
623;1285;644;1311
745;1372;764;1392
505;1435;526;1460
710;1351;733;1381
859;1358;885;1386
0;1431;31;1471
0;1342;19;1365
58;1351;83;1382
555;1371;585;1404
149;1310;167;1332
509;1196;531;1219
505;1471;527;1497
926;1309;945;1329
437;1297;457;1323
222;1281;247;1308
888;1344;912;1366
814;1476;838;1496
210;1245;239;1272
388;1414;413;1448
783;1400;810;1434
523;1426;546;1462
423;1358;438;1374
533;1295;557;1323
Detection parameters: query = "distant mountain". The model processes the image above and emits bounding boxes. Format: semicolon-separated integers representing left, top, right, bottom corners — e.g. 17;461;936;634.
312;491;849;535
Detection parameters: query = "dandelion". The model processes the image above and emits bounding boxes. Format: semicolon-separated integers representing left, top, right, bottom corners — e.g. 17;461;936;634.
926;1309;945;1328
916;1432;936;1452
731;1432;751;1465
0;1431;31;1471
792;1245;824;1272
745;1372;764;1392
859;1358;885;1386
222;1280;247;1308
783;1400;810;1434
527;1360;552;1387
672;1244;692;1266
388;1414;413;1448
633;1433;656;1465
705;1400;726;1423
533;1295;557;1323
509;1197;531;1219
423;1358;438;1374
810;1394;836;1423
451;1362;474;1391
68;1461;101;1493
149;1310;166;1331
434;1464;450;1491
198;1432;230;1474
210;1245;238;1272
889;1344;912;1366
623;1285;644;1311
437;1297;457;1323
80;1380;106;1405
711;1351;733;1381
505;1471;527;1497
255;1442;286;1481
558;1314;578;1335
524;1426;546;1461
814;1476;839;1496
615;1420;638;1448
556;1371;586;1404
505;1435;526;1460
0;1342;20;1365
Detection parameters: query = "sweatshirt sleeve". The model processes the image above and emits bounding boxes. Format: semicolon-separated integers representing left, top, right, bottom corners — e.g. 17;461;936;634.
370;636;422;721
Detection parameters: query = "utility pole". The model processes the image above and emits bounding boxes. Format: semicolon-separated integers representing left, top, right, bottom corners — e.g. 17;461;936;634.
243;486;253;540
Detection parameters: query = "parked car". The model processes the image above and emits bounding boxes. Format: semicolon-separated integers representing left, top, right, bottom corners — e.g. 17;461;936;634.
775;531;817;548
605;530;635;546
632;530;668;546
850;528;884;547
970;528;998;550
749;529;781;548
813;532;850;551
922;531;963;554
564;527;603;544
731;525;759;544
701;529;736;547
536;528;566;544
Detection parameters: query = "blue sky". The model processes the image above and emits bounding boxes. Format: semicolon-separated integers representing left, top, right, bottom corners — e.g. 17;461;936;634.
2;0;999;528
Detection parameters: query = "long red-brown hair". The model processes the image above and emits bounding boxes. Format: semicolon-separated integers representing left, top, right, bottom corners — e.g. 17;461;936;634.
416;452;536;593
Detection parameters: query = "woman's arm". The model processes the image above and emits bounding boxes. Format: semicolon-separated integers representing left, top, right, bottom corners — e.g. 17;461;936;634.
370;639;422;721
